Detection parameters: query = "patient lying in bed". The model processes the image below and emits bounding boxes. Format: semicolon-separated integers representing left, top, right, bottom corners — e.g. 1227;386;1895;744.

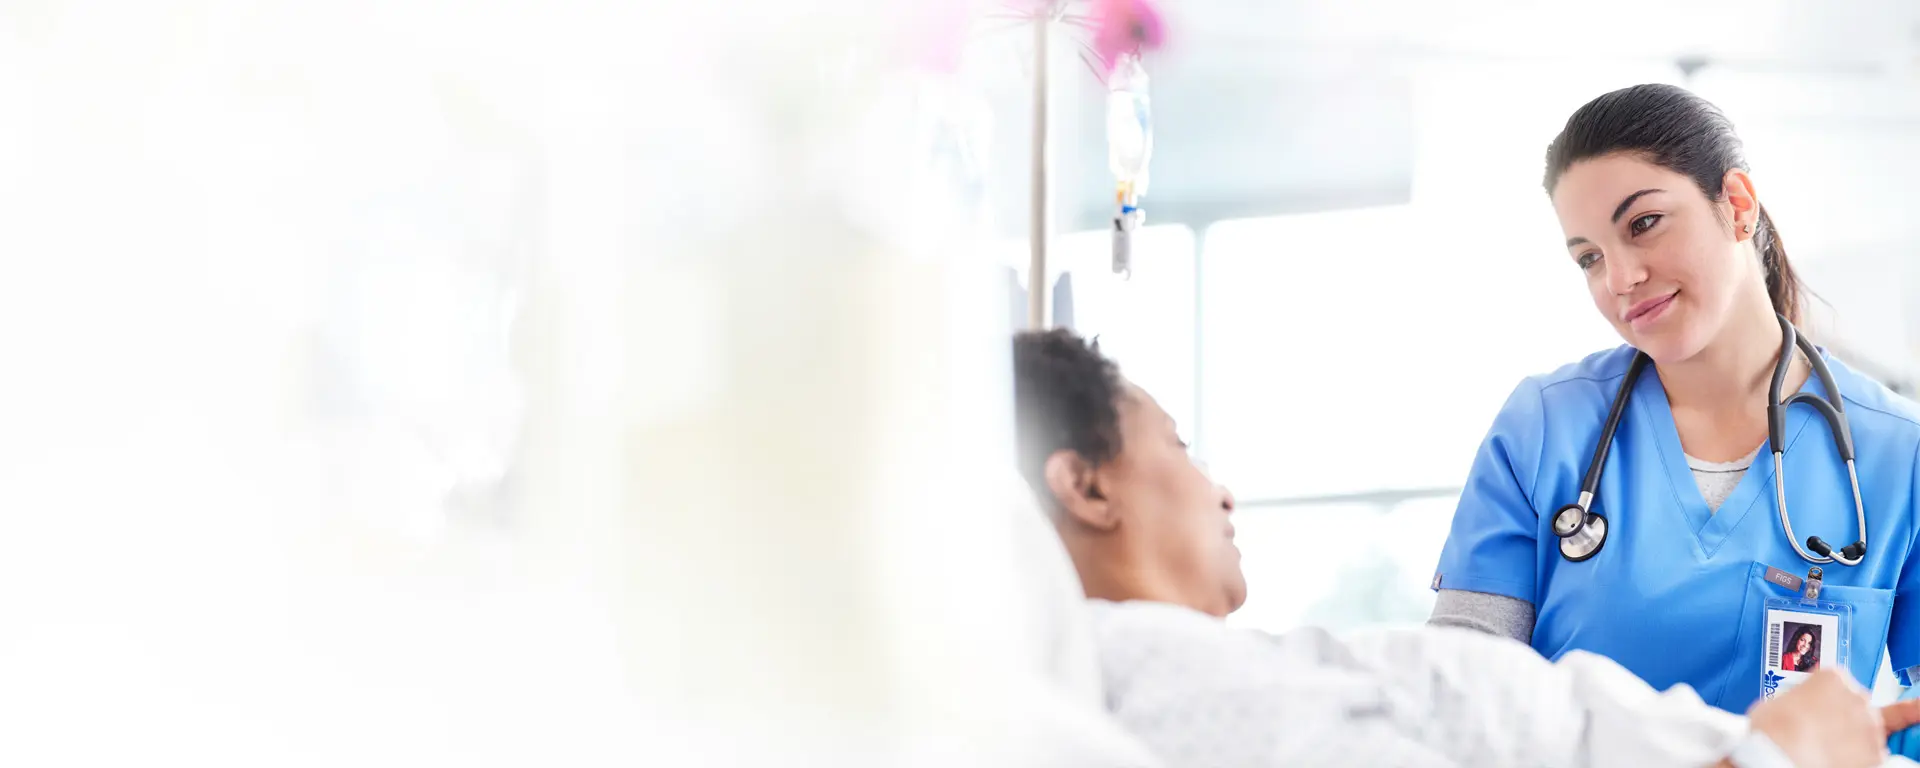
1011;328;1918;768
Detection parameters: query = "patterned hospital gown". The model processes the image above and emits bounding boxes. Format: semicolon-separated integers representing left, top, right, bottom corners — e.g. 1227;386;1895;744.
1088;599;1753;768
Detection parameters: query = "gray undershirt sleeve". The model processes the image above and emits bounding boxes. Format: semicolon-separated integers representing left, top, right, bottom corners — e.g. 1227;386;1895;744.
1428;589;1535;645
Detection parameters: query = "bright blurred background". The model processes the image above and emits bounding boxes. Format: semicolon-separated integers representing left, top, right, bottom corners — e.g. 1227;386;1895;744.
4;0;1920;763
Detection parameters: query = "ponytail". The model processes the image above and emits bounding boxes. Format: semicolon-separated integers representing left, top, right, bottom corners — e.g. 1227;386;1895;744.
1755;206;1803;325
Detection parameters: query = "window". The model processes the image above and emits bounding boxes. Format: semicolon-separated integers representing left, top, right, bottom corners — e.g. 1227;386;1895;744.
1198;206;1617;500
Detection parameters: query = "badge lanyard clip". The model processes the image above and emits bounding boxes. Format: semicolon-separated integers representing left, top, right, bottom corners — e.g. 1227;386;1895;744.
1804;566;1823;601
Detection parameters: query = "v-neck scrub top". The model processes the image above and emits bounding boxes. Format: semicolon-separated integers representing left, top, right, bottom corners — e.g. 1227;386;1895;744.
1432;344;1920;712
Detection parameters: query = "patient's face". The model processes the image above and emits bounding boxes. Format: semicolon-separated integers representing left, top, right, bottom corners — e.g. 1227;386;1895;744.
1109;383;1246;616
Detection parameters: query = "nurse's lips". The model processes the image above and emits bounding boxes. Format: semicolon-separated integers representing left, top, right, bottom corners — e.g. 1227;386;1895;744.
1622;291;1678;326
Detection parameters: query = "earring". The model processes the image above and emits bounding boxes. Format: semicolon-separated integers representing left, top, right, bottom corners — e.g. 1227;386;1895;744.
1743;223;1753;234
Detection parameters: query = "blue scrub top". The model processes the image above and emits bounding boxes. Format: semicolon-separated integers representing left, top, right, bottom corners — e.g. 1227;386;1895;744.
1433;345;1920;713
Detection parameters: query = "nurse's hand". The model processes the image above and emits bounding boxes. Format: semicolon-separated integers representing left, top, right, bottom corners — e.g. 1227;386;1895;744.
1885;685;1920;759
1747;668;1886;768
1885;697;1920;735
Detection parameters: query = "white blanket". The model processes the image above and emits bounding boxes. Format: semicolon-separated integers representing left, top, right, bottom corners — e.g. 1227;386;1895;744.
1089;599;1911;767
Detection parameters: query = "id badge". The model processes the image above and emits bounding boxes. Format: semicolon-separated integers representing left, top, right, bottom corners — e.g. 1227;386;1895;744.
1760;567;1852;701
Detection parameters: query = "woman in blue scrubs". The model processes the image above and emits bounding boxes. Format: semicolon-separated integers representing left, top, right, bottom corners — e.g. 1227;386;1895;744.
1429;83;1920;715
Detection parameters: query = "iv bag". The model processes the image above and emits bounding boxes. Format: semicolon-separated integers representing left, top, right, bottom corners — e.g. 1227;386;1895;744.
1105;54;1152;193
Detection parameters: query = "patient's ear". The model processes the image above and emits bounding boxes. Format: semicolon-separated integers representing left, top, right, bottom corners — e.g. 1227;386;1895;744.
1043;450;1116;531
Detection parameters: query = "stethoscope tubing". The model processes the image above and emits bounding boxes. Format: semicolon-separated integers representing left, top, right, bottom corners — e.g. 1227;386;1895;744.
1554;315;1866;566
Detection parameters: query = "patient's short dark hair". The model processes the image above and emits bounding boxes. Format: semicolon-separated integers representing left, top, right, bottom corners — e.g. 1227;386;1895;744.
1012;328;1125;495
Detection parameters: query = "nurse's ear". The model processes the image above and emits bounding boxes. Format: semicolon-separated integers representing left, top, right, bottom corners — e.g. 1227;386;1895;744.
1043;449;1117;531
1720;168;1761;243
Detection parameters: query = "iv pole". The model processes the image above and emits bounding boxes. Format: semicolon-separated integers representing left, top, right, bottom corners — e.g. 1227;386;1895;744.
1026;15;1052;330
1016;0;1157;330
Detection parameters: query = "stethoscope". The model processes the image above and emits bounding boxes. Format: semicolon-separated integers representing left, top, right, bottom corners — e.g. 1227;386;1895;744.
1552;314;1868;566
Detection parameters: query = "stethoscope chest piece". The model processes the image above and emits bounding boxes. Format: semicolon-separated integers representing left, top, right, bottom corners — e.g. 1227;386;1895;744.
1554;502;1607;562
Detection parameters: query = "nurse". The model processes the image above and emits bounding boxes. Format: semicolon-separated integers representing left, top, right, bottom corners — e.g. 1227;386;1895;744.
1429;83;1920;714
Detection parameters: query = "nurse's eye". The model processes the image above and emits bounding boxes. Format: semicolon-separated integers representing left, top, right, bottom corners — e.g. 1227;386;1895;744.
1629;213;1662;236
1576;251;1602;271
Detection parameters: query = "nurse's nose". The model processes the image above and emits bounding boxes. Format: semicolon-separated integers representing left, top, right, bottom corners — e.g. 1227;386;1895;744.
1219;484;1236;516
1604;250;1650;298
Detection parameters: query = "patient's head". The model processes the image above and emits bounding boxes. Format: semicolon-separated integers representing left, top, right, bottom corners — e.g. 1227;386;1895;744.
1013;329;1245;617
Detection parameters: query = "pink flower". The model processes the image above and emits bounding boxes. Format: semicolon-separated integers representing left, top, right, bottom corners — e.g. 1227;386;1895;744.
1090;0;1165;74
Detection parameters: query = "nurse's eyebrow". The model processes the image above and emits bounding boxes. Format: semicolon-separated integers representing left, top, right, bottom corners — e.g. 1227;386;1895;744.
1611;188;1665;223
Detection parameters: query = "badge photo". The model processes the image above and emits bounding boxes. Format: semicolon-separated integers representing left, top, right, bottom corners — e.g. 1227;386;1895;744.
1762;605;1844;699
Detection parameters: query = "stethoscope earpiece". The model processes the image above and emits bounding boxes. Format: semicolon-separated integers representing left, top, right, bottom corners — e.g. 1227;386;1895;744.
1810;536;1868;566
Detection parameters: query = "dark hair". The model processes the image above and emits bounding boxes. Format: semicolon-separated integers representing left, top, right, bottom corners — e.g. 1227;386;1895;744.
1012;329;1124;496
1788;626;1820;670
1543;83;1804;324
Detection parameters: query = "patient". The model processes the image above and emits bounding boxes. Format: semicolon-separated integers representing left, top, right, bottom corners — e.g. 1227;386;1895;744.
1012;328;1920;768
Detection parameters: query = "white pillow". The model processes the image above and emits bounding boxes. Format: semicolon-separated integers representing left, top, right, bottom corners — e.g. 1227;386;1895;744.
999;474;1161;766
1003;473;1105;706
